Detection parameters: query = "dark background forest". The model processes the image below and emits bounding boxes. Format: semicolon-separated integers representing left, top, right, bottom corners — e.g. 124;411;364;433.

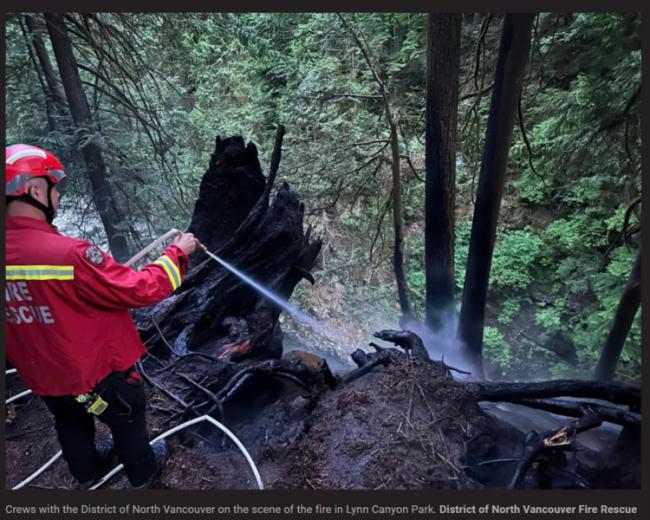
5;12;641;383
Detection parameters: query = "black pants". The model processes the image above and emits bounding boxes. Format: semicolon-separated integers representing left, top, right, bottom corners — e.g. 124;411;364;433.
42;369;157;487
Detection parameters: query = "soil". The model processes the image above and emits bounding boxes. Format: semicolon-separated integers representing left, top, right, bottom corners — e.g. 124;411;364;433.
270;359;482;490
4;352;639;490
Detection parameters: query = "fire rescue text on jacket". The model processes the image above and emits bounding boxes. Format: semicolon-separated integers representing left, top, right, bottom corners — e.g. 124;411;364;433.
5;280;55;324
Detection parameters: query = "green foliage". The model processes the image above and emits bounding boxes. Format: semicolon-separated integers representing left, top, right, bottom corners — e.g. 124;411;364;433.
483;326;511;371
495;13;641;379
535;299;566;331
5;12;641;381
454;219;471;292
498;298;520;325
490;228;544;289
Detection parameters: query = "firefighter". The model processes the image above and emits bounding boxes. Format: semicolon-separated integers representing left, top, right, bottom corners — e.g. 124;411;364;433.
5;144;199;489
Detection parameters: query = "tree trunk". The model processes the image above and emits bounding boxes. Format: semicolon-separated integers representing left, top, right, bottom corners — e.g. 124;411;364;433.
424;14;461;331
133;135;321;362
44;13;129;262
187;136;266;255
24;15;67;112
388;117;412;321
18;16;57;132
337;14;412;322
457;14;535;375
594;247;641;381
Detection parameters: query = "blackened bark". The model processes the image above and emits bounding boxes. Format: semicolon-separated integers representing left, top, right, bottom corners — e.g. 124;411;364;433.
134;136;321;362
425;14;461;331
514;398;640;427
467;379;640;407
458;14;535;374
373;329;430;363
44;12;129;261
508;412;603;489
594;248;641;381
187;136;266;255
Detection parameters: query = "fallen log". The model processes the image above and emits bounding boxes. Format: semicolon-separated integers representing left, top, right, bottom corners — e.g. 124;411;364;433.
467;380;640;408
514;398;640;427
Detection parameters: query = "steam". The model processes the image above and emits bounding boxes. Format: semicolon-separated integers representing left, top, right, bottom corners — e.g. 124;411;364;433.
398;313;476;381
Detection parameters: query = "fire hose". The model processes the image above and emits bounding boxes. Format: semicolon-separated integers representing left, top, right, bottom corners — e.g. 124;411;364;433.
6;389;32;404
5;369;32;405
12;415;263;490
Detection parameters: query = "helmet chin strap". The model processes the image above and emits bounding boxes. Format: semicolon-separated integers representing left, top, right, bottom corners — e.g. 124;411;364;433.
16;183;56;224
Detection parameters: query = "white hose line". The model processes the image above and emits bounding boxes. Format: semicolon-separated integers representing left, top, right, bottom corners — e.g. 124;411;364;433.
90;415;263;490
6;389;32;404
12;451;63;490
9;414;263;491
6;368;18;375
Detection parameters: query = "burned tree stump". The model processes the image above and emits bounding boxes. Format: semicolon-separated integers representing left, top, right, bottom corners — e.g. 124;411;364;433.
133;134;321;362
187;136;266;256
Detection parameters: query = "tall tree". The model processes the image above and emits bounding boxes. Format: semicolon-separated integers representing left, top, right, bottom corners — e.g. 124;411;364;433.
338;14;413;321
17;16;57;132
44;13;129;261
24;15;67;112
424;13;461;331
458;14;535;375
594;248;641;382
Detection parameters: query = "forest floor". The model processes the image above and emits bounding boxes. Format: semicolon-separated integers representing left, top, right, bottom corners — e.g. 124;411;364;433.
5;354;490;490
5;347;635;490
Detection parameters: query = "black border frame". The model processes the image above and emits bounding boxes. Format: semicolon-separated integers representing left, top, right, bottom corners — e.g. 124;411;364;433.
1;2;646;518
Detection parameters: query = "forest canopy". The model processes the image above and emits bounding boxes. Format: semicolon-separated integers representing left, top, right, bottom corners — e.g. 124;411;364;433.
5;12;641;382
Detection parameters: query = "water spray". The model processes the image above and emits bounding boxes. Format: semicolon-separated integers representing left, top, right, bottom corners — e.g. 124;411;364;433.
129;228;349;347
195;241;344;344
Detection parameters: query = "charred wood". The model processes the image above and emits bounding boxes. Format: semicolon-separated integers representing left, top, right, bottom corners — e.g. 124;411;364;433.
508;411;603;489
137;361;190;409
187;135;265;255
342;350;393;384
133;135;321;362
177;373;224;423
351;349;371;367
374;329;430;362
468;380;640;408
514;398;640;427
282;350;338;389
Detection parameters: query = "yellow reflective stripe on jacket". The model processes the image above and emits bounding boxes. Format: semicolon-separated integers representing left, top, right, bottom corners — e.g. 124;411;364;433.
6;265;75;280
153;255;181;291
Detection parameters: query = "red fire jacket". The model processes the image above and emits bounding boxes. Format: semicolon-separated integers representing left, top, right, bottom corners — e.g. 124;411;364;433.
5;216;188;396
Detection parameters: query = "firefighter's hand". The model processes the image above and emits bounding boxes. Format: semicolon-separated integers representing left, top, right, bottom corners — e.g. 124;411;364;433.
174;233;199;255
